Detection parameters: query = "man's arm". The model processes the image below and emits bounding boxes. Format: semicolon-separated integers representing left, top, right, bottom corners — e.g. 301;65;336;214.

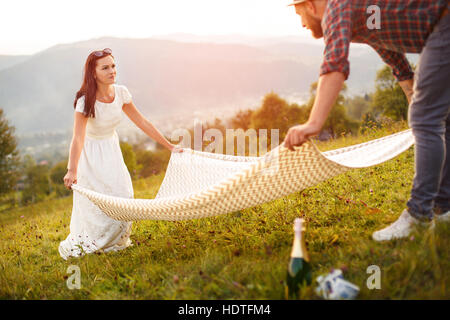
283;71;345;150
372;46;414;82
372;46;415;103
308;71;346;128
283;0;351;150
399;78;414;104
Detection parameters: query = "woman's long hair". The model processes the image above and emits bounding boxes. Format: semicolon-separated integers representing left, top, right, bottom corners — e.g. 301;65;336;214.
74;51;114;118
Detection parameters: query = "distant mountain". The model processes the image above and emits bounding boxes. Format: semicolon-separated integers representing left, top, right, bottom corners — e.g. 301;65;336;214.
0;37;317;134
153;33;418;94
0;36;418;135
0;55;30;71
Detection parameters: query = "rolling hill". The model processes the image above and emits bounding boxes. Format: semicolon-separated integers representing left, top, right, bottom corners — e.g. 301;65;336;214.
0;36;418;136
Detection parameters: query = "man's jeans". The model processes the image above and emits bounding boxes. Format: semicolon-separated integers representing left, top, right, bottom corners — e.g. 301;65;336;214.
406;11;450;221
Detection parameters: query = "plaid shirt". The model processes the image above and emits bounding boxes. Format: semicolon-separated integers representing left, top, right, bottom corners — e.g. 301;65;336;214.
321;0;450;81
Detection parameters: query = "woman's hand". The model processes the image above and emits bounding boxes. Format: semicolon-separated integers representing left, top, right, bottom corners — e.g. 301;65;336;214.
169;144;184;153
63;169;77;190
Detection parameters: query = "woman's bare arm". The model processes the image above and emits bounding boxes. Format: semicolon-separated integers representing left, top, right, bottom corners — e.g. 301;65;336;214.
122;101;175;151
67;112;88;173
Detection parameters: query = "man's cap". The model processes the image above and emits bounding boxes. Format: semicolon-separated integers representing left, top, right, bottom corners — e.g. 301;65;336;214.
287;0;307;6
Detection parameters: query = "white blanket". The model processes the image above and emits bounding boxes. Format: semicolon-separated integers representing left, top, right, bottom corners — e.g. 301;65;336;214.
72;130;414;221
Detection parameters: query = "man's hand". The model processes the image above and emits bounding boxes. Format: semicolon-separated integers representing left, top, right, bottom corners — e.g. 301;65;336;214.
399;78;414;104
283;71;345;151
283;122;322;151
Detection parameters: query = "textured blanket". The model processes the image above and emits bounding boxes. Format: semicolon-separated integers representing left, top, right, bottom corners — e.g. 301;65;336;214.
71;130;414;221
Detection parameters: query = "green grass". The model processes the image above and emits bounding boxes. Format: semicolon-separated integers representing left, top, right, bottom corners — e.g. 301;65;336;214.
0;124;449;300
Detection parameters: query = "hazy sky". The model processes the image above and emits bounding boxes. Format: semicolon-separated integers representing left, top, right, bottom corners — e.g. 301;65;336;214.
1;0;309;55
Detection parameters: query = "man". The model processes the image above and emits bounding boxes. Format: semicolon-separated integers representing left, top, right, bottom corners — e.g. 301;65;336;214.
283;0;450;241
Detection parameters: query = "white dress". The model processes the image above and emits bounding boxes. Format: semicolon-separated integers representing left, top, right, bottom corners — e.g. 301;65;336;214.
59;84;134;260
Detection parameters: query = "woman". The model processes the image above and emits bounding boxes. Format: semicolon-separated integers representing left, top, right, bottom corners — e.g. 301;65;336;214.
59;48;181;260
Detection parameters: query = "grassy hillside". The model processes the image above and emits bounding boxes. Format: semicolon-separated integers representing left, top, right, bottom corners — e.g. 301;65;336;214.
0;124;448;299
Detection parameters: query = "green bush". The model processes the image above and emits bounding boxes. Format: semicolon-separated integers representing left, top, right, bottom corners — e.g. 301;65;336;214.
120;141;142;180
0;108;21;197
21;156;51;205
135;148;171;178
49;160;71;197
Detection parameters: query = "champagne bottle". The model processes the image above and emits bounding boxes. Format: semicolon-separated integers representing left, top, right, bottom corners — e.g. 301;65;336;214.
286;218;312;298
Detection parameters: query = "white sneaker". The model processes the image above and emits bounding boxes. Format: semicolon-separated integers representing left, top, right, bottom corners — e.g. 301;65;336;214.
372;209;434;242
435;209;450;223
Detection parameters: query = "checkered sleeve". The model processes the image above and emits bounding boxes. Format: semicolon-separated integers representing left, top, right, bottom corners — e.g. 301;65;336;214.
372;46;414;81
320;0;353;80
